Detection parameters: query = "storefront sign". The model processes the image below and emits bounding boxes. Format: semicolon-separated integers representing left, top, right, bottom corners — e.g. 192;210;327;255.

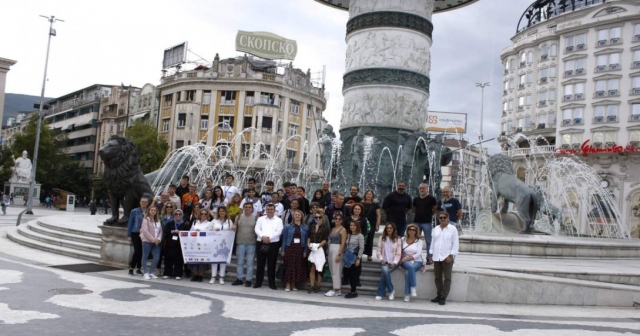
425;111;467;133
236;31;297;60
555;140;640;157
179;231;235;264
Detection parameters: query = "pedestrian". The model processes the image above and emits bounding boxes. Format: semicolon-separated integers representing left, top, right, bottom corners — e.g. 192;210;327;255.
158;201;176;276
342;220;364;299
344;184;363;205
231;202;257;287
281;199;300;225
311;189;325;209
200;188;215;219
1;195;8;215
240;188;262;217
210;206;233;285
325;193;350;229
188;203;202;225
103;198;110;215
89;198;97;215
325;214;347;297
362;189;381;261
199;177;214;199
211;186;227;217
429;211;460;305
222;174;239;203
189;209;212;282
382;181;412;236
296;186;310;215
281;210;309;292
227;193;242;222
320;180;332;206
174;175;190;200
375;223;401;301
181;183;199;221
140;206;163;280
242;177;257;198
127;197;150;276
9;193;14;205
400;223;426;302
307;208;329;293
271;193;285;216
438;186;463;226
162;209;189;280
259;180;275;205
253;203;283;290
413;183;438;263
167;184;182;209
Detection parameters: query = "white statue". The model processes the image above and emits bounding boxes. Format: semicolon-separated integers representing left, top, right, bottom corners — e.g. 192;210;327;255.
11;150;33;183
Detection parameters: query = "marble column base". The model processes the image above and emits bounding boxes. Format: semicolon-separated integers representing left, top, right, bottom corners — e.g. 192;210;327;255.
99;225;132;268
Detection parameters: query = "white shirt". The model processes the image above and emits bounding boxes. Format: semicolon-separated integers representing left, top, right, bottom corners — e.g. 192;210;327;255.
273;202;284;216
240;197;263;217
254;215;284;243
191;220;212;232
401;237;424;263
429;224;459;262
168;194;181;209
211;218;232;231
222;185;239;203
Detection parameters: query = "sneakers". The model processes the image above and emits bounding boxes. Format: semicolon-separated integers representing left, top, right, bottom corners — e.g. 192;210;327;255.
334;290;342;296
209;278;216;284
389;290;395;301
162;276;169;279
149;274;158;279
430;296;441;303
128;269;134;276
219;278;224;285
191;276;198;282
143;274;151;280
245;281;252;287
439;298;446;305
411;287;417;297
325;290;336;297
136;269;143;275
375;296;382;301
175;277;181;280
404;296;410;302
345;292;358;299
231;279;244;286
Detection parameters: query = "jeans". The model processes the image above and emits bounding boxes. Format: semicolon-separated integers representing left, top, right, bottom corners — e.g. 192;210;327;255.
396;222;407;237
236;244;256;281
417;223;432;256
402;260;423;296
434;260;454;298
376;264;396;297
141;242;161;275
129;234;142;269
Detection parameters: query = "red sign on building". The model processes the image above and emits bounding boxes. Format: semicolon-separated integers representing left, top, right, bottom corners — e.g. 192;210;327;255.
555;140;640;157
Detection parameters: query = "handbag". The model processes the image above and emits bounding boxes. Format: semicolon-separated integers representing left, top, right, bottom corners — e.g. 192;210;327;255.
260;243;271;255
342;235;360;268
276;261;286;282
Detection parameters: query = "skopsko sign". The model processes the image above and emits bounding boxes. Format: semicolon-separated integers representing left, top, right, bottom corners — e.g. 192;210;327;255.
555;139;640;157
235;31;297;60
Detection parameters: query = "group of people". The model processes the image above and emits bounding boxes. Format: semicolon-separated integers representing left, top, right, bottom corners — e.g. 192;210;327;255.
124;175;460;304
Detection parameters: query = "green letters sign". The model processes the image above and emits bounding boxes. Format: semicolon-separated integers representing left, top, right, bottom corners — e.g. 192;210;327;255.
235;31;297;60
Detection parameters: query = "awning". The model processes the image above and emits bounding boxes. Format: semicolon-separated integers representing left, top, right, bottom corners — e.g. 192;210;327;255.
73;120;93;128
61;124;74;131
131;112;148;121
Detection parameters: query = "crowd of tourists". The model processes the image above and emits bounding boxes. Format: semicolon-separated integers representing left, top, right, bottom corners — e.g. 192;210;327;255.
126;175;459;304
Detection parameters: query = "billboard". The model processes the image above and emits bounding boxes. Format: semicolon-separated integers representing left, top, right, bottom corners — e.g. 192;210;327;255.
163;42;187;68
425;111;467;134
235;31;297;60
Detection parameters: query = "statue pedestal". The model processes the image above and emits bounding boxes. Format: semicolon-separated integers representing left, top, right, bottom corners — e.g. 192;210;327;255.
99;225;132;268
4;181;41;206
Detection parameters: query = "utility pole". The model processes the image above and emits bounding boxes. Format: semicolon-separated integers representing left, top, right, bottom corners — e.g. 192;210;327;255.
27;15;64;214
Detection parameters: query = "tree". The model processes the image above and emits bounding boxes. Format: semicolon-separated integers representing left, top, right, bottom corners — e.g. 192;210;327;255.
0;145;15;183
92;174;109;201
125;120;169;174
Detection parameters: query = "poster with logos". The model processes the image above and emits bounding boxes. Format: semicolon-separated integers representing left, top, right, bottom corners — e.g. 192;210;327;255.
179;231;235;264
425;111;467;134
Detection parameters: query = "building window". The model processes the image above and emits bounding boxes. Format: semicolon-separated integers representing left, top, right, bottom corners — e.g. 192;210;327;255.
509;78;514;89
565;33;586;51
202;91;212;105
245;91;255;106
541;44;548;58
508;100;514;110
220;91;236;105
163;94;173;108
518;96;525;109
277;120;282;135
537;114;546;126
630;130;640;142
526;72;533;84
288;124;298;137
632;104;640;117
520;52;526;64
597;27;621;46
215;142;230;157
176;140;184;149
509;58;515;70
594;79;619;97
563;83;584;100
200;116;208;130
243;116;253;129
592;131;617;147
538;91;548;104
177;113;186;128
596;53;620;71
259;92;274;105
241;144;250;158
564;58;586;75
162;119;169;132
290;99;300;114
549;88;556;101
525;93;532;105
286;150;296;163
118;121;125;132
261;116;273;132
561;133;582;146
175;92;181;101
259;144;271;159
562;108;583;125
185;90;195;101
548;113;556;126
218;116;234;130
305;127;311;140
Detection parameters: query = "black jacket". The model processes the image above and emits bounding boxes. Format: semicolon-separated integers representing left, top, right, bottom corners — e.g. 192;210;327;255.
163;220;191;257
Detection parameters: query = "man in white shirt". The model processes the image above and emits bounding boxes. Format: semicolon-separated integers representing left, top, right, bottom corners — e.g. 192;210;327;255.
271;193;284;216
253;204;283;290
221;175;239;203
240;188;263;217
428;211;459;306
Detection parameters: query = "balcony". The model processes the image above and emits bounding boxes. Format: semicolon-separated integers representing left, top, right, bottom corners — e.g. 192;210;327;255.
630;88;640;96
632;61;640;69
629;114;640;122
538;100;547;107
507;145;556;157
518;83;525;90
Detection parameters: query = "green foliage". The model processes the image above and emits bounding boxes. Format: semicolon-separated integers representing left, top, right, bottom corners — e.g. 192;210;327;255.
0;145;15;183
125;120;169;174
92;174;109;201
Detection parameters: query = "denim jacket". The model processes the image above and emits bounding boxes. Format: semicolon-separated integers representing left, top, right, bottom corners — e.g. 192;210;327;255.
127;207;145;237
280;224;309;254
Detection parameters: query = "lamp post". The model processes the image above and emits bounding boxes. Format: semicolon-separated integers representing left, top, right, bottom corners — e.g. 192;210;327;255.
475;82;490;216
27;15;64;214
475;82;490;142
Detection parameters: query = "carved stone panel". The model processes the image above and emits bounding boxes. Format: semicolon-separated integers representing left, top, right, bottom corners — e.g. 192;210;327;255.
341;86;429;130
349;0;435;21
343;68;430;94
346;30;431;75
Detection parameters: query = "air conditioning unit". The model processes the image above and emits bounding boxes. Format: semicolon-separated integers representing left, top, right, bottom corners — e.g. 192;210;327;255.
596;90;605;97
632;114;640;121
574;117;583;124
575;93;583;99
537;123;546;129
518;105;524;111
577;44;585;50
541;54;548;60
606;141;616;147
540;77;548;83
564;95;573;101
565;70;574;76
610;38;620;44
563;119;572;125
520;61;526;67
572;143;581;149
635;61;640;68
630;141;639;148
596;65;606;71
562;144;570;149
608;89;619;96
594;116;604;123
598;40;607;46
593;142;603;148
576;68;584;75
607;115;617;122
633;88;640;95
503;90;508;95
500;131;506;136
636;35;640;42
516;127;523;132
519;83;525;89
610;63;620;70
539;100;547;106
566;46;574;52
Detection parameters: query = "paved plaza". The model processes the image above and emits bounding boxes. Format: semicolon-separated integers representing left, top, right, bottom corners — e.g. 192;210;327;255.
0;207;638;335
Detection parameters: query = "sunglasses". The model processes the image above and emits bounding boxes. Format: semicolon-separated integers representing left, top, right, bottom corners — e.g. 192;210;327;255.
408;228;417;231
165;206;173;208
315;216;322;219
439;217;448;219
335;217;343;220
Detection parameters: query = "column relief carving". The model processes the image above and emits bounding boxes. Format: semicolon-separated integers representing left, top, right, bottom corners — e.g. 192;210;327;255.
349;0;435;21
341;87;429;129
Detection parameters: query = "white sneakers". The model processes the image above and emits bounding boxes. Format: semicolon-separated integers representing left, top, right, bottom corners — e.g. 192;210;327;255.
219;278;225;285
404;296;410;302
411;287;417;297
143;274;151;280
325;290;342;297
389;290;395;301
162;276;169;279
175;277;181;280
149;274;158;279
375;296;382;301
210;278;224;284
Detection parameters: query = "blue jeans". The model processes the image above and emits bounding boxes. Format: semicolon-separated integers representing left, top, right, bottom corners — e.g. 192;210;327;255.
417;223;432;256
376;264;396;297
141;242;161;275
236;244;256;281
402;260;423;296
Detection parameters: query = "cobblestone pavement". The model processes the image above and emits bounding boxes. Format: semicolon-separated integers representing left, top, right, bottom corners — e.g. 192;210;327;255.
0;251;639;336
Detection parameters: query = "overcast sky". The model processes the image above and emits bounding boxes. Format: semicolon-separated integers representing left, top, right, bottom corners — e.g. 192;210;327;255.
0;0;533;153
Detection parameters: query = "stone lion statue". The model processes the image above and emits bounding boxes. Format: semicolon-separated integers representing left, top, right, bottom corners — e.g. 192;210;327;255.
98;135;154;226
487;154;539;233
533;184;564;230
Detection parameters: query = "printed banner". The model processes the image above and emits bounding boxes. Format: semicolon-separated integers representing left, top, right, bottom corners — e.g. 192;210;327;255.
425;111;467;134
179;231;235;264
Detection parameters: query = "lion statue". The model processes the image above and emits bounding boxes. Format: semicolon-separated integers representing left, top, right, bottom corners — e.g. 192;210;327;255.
98;135;154;226
487;154;539;233
533;184;564;231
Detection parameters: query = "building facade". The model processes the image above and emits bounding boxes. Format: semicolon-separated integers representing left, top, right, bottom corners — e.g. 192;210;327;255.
0;57;17;142
157;55;328;177
441;138;488;213
129;83;160;127
499;0;640;238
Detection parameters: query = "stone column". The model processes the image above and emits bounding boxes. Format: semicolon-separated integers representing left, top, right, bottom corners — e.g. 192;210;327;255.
0;58;17;136
339;0;434;192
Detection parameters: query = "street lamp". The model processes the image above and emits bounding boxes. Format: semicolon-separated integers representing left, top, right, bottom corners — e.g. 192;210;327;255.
475;82;490;141
27;15;64;214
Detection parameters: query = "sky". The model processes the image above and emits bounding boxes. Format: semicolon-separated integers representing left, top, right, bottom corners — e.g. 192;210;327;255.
0;0;534;154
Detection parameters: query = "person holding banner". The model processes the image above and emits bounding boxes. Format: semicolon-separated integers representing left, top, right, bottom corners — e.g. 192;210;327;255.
163;209;190;280
281;210;309;292
253;203;283;290
140;206;163;280
210;206;233;285
189;209;212;282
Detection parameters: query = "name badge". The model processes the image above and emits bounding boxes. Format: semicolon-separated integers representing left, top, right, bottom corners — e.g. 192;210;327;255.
172;236;178;241
293;238;301;244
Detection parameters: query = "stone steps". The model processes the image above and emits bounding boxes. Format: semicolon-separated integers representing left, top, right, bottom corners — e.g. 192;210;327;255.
496;269;640;287
27;221;102;247
6;225;101;262
15;223;101;254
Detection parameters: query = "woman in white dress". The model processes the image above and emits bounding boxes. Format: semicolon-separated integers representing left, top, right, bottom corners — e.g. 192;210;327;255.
210;206;233;285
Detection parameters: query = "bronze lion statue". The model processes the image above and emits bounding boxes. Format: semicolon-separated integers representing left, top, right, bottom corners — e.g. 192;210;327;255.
98;135;154;226
487;154;539;234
